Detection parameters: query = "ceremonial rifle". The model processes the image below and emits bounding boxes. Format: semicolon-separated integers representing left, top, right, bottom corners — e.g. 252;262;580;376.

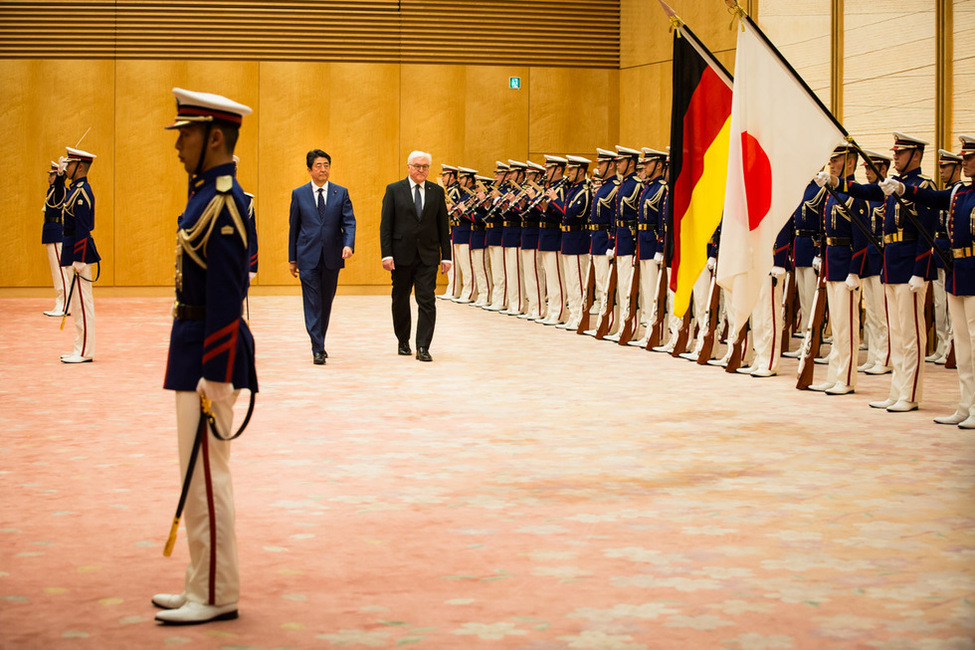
724;323;748;373
593;257;618;339
576;260;597;335
781;268;799;354
671;296;694;357
796;269;828;389
696;268;721;364
645;264;669;350
616;250;641;345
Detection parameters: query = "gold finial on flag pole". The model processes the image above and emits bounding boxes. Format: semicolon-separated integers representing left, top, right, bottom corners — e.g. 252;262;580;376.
725;0;746;31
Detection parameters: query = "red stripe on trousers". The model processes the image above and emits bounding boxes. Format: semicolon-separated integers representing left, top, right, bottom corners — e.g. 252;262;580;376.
201;427;217;605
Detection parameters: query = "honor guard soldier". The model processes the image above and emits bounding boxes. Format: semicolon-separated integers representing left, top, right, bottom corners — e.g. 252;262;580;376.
484;161;509;311
809;146;869;394
500;161;527;315
518;160;545;320
43;159;69;317
604;146;643;341
583;148;620;335
154;88;258;625
781;180;827;357
534;156;567;325
840;132;938;412
889;135;975;426
558;156;593;330
928;149;964;363
462;169;491;307
439;164;470;302
857;150;892;374
632;148;667;345
59;147;100;363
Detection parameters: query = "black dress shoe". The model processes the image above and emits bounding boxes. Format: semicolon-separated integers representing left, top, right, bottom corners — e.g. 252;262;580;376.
398;343;411;356
416;348;432;362
313;352;326;365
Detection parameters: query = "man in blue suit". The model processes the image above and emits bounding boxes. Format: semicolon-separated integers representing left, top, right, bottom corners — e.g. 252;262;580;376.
288;149;356;365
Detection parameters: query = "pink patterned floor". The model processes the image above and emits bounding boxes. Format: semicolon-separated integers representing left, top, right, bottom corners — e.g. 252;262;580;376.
1;295;973;649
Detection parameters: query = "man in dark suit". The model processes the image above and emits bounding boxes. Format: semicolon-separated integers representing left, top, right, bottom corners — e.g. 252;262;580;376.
380;151;452;362
289;149;356;365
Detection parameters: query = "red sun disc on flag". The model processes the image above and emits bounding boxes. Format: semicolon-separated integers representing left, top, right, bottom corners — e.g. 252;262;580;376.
741;131;772;231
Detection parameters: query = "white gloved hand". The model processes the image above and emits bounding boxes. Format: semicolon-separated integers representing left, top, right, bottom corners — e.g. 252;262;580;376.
770;266;786;278
653;252;663;266
814;171;832;188
812;256;822;273
248;271;257;281
57;156;68;174
606;248;615;261
706;257;716;271
196;377;235;403
72;261;85;274
879;177;905;196
845;273;861;290
908;275;925;293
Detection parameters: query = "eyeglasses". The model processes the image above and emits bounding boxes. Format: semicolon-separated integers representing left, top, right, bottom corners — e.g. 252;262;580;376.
410;164;430;170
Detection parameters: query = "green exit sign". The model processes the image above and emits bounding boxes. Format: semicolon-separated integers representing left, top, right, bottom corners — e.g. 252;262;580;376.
509;77;521;90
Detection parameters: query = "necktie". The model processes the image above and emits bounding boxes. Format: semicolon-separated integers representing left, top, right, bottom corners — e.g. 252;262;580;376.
317;188;326;219
414;184;423;220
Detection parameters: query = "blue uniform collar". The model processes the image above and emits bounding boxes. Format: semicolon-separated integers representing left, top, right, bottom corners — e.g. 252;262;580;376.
191;162;237;193
71;176;87;187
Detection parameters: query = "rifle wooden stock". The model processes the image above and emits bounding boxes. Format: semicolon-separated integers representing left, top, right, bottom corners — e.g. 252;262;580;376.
645;265;669;350
796;272;828;389
576;259;597;335
697;271;721;364
724;324;748;373
594;257;618;339
924;282;936;355
616;258;641;345
945;338;956;369
671;298;693;357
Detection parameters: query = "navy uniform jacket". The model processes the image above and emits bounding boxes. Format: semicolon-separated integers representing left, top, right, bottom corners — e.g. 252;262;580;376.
848;168;937;283
933;181;961;270
447;182;471;246
59;176;101;266
43;175;65;245
792;181;826;268
288;181;356;271
245;192;258;275
773;221;792;269
165;162;258;393
559;180;591;256
537;181;564;253
519;201;541;250
463;188;488;251
484;183;506;247
637;176;666;261
590;177;619;255
861;193;884;278
822;174;869;281
905;181;975;296
500;187;522;248
614;172;642;256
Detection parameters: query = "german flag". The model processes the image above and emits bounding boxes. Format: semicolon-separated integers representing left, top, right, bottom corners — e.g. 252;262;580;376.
666;15;733;318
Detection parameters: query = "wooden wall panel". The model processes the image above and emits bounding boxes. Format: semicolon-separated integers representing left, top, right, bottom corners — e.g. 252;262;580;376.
0;60;115;288
618;63;672;150
529;67;619;158
257;62;401;288
114;60;259;286
621;0;737;69
462;66;531;174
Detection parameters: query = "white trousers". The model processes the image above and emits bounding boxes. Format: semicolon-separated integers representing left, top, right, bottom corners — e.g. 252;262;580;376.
861;275;889;368
441;243;457;298
470;248;490;305
487;246;506;308
612;255;637;335
947;293;975;416
66;264;95;358
46;243;68;312
175;390;240;607
638;259;660;328
750;275;785;374
592;254;613;328
454;243;473;301
503;246;523;312
563;254;589;327
795;267;817;332
540;251;566;322
931;268;950;356
521;249;543;318
884;282;927;404
824;281;861;388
